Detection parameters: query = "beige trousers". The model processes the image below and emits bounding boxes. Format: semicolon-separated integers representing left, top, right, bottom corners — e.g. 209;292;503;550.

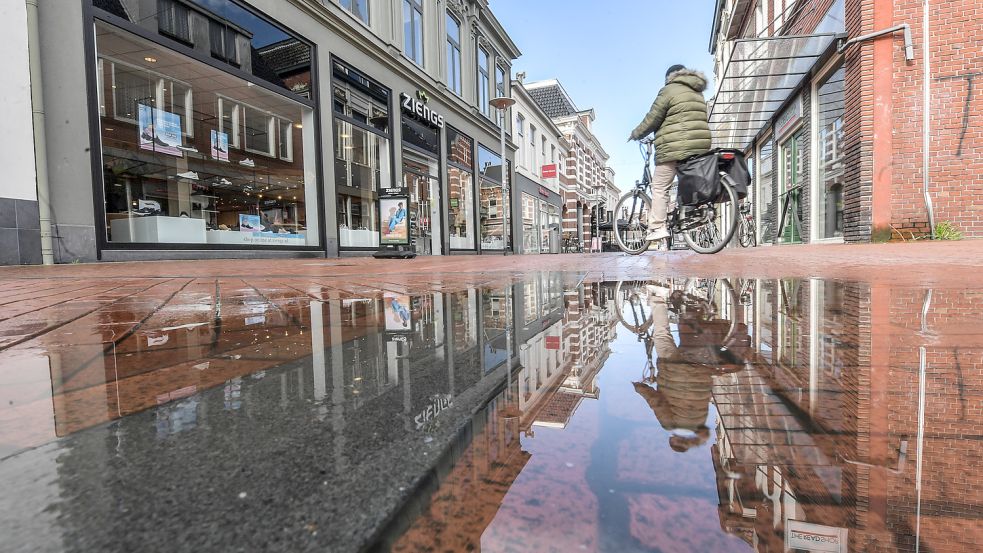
647;162;678;231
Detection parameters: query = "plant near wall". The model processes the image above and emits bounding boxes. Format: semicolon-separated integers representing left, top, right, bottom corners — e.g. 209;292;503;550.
934;221;963;241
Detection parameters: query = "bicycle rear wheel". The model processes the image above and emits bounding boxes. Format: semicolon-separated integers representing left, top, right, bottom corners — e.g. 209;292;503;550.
613;191;652;255
681;176;739;254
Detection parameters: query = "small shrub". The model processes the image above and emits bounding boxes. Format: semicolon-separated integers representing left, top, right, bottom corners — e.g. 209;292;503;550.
934;221;963;241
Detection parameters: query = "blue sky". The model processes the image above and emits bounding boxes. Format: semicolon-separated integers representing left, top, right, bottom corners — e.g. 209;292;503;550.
492;0;718;190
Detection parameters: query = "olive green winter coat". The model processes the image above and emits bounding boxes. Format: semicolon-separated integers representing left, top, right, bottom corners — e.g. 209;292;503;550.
630;69;712;164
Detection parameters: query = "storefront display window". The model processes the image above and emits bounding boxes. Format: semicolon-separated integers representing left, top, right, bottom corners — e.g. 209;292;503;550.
332;60;392;249
540;201;557;254
447;127;475;250
95;20;319;248
817;65;845;239
478;145;507;250
521;193;538;254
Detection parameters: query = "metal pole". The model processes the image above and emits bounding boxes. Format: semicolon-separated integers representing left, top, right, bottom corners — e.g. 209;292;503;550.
499;108;509;256
26;0;55;264
922;1;936;239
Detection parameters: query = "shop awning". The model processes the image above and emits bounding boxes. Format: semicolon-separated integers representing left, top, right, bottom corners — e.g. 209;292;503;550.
709;33;844;150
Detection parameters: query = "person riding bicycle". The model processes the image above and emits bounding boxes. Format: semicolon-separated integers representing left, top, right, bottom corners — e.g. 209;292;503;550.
629;64;712;244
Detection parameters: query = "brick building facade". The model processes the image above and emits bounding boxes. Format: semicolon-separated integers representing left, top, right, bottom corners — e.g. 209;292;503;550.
711;0;981;245
525;80;615;251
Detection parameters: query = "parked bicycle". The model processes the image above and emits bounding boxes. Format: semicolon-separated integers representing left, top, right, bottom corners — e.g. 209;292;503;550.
737;201;756;248
614;139;742;255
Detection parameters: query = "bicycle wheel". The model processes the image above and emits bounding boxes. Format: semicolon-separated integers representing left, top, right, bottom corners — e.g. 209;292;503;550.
681;176;739;254
738;218;755;248
614;280;654;333
614;191;652;255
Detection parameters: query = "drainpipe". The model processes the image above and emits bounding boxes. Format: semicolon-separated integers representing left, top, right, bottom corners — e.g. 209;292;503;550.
25;0;54;264
922;1;936;239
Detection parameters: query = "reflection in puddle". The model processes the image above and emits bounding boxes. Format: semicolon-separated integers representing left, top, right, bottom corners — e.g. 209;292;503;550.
0;275;981;552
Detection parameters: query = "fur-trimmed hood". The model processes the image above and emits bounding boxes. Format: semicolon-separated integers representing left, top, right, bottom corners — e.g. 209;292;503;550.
666;68;709;93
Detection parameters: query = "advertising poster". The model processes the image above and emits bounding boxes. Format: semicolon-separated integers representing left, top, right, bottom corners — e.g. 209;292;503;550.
380;196;410;245
384;293;412;332
239;214;262;232
138;104;183;156
210;130;229;162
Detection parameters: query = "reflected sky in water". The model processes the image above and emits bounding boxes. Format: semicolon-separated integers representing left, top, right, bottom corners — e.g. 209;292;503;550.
0;274;980;552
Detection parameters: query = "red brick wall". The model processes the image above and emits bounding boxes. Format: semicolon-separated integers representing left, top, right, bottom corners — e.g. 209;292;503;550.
890;0;983;238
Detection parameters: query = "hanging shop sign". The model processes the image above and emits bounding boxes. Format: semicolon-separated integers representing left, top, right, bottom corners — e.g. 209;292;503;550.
541;164;558;179
401;92;445;129
545;335;560;350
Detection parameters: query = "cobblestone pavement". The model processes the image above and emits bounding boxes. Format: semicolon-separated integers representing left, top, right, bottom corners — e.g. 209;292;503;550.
1;242;981;552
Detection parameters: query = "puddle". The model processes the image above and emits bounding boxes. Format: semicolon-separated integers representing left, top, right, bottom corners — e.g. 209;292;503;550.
0;274;980;552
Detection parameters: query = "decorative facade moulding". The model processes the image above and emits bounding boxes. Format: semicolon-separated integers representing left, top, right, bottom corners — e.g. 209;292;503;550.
445;0;469;21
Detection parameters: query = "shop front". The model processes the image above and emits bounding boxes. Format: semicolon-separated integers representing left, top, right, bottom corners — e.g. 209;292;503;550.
88;0;322;256
33;0;518;263
515;173;561;254
330;59;512;258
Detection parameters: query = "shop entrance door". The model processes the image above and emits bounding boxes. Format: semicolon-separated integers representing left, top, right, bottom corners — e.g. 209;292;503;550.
403;152;441;256
778;131;804;244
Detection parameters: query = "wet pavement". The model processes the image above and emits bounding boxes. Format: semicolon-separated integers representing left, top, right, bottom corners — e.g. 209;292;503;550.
1;252;982;552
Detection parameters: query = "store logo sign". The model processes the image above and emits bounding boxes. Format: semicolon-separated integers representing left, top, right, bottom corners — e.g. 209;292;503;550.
401;92;445;129
785;520;847;552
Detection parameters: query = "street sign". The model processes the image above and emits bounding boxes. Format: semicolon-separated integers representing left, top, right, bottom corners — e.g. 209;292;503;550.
545;335;560;350
541;164;557;179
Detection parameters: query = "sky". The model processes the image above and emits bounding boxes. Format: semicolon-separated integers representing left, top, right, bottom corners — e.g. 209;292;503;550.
491;0;719;191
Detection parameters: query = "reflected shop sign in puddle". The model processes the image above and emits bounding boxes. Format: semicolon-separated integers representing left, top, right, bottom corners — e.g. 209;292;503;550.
0;273;981;552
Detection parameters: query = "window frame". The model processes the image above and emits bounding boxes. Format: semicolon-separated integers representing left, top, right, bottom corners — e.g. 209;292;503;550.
445;12;463;96
156;0;192;45
339;0;370;25
403;0;425;67
477;46;490;118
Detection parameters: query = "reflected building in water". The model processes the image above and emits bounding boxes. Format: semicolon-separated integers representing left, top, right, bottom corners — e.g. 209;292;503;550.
712;278;982;553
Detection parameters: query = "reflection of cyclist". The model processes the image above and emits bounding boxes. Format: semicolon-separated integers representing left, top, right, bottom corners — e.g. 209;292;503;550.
633;285;713;452
628;65;711;244
633;283;751;452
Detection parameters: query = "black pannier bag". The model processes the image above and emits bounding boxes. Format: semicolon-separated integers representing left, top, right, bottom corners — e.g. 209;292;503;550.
719;149;750;200
675;152;720;206
676;149;750;206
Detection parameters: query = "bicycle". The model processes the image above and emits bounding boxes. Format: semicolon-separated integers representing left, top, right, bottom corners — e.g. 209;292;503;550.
612;278;744;382
737;201;756;248
614;139;741;255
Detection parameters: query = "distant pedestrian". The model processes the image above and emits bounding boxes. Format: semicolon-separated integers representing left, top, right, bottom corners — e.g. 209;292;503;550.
629;64;712;244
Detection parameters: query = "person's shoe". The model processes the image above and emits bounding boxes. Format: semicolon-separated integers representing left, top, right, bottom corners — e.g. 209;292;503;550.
645;228;670;241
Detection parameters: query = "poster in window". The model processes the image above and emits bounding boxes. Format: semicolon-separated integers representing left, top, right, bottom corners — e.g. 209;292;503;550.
211;130;229;162
380;196;409;245
384;293;412;332
239;214;262;232
138;104;182;157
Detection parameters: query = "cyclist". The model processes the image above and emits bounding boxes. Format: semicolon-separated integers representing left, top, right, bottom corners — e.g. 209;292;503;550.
629;64;712;244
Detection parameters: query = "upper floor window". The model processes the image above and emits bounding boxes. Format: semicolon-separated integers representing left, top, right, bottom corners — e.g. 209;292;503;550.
403;0;424;66
495;65;507;99
340;0;369;24
157;0;191;44
477;47;490;117
529;125;537;162
550;145;556;163
446;13;462;95
515;114;525;166
209;20;240;66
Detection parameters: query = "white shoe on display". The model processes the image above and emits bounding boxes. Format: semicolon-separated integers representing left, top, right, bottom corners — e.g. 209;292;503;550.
176;171;199;180
239;158;255;167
